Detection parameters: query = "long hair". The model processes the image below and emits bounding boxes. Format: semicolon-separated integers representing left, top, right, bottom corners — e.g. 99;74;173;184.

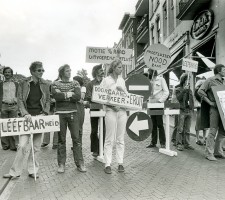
180;73;188;87
58;64;70;79
108;59;122;75
92;64;102;78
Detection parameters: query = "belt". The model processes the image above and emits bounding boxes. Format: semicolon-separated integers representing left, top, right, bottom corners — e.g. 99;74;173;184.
2;102;17;106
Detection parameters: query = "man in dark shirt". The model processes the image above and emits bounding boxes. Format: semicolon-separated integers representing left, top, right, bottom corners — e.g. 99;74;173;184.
198;64;225;161
85;64;105;157
3;61;50;179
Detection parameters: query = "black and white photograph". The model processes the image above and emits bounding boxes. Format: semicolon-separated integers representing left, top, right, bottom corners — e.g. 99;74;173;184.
0;0;225;199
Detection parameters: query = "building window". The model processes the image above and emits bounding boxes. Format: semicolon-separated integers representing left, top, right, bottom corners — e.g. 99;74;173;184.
151;26;154;45
169;0;174;34
163;1;167;38
156;18;161;44
150;0;154;17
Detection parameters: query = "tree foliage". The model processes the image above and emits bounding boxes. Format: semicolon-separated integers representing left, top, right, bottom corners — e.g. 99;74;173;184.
76;68;91;86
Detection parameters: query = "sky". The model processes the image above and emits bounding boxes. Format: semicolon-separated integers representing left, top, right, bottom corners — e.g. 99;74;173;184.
0;0;137;80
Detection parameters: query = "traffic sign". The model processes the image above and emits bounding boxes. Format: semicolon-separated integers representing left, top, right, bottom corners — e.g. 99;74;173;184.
126;112;152;141
125;74;152;102
144;44;171;70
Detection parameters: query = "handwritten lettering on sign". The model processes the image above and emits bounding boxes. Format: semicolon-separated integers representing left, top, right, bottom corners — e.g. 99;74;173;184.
0;115;60;137
86;47;133;65
182;58;198;72
92;86;144;110
144;44;171;70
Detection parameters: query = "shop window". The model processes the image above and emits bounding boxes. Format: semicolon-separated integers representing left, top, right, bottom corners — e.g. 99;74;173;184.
163;1;168;38
169;0;175;34
151;25;155;45
156;18;161;44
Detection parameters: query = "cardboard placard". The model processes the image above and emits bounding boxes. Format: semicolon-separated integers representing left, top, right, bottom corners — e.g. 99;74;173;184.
92;86;144;110
0;115;60;137
86;46;133;65
182;58;198;72
212;85;225;130
144;44;171;70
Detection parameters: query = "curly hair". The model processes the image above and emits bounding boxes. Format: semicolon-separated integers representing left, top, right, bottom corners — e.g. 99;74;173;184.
214;64;225;75
29;61;43;73
73;76;84;87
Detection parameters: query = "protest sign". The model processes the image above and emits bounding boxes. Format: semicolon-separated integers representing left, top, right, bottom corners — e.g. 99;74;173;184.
0;115;60;137
86;46;133;65
92;86;144;110
144;44;171;70
212;85;225;130
182;58;198;72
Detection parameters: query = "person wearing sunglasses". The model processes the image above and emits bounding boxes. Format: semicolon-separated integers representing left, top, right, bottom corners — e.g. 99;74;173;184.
3;61;51;179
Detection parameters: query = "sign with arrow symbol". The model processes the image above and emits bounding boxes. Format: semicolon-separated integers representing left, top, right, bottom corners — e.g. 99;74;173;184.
126;112;152;141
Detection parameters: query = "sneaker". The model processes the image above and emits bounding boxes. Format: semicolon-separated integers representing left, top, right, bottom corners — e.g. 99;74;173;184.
184;145;194;150
177;145;184;151
214;154;225;159
3;174;20;179
52;145;58;149
206;155;217;161
77;165;87;173
41;143;48;148
28;173;39;179
146;144;156;148
104;166;112;174
196;140;203;145
92;152;98;157
118;165;125;172
57;164;65;173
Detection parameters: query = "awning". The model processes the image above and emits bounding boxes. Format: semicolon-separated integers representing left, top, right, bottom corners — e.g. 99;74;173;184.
196;52;215;69
158;47;184;76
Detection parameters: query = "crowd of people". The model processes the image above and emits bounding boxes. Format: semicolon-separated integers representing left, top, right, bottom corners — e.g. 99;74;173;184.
0;60;225;180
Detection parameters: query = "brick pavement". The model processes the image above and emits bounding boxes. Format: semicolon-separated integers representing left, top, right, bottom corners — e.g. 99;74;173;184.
1;109;225;200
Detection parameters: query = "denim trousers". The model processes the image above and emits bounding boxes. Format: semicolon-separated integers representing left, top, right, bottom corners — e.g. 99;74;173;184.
176;110;192;146
1;104;19;149
77;102;85;145
205;106;225;157
9;133;42;176
104;109;127;167
42;132;58;145
57;112;84;167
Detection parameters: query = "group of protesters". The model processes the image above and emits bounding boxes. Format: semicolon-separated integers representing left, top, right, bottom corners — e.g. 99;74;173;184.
1;60;225;180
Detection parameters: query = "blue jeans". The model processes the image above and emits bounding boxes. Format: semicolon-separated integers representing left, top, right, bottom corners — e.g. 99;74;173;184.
57;112;84;167
176;110;192;146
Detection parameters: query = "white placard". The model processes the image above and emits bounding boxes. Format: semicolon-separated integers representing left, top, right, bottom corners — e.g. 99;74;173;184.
86;46;133;65
182;58;198;72
0;115;60;136
144;44;171;70
92;86;144;110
